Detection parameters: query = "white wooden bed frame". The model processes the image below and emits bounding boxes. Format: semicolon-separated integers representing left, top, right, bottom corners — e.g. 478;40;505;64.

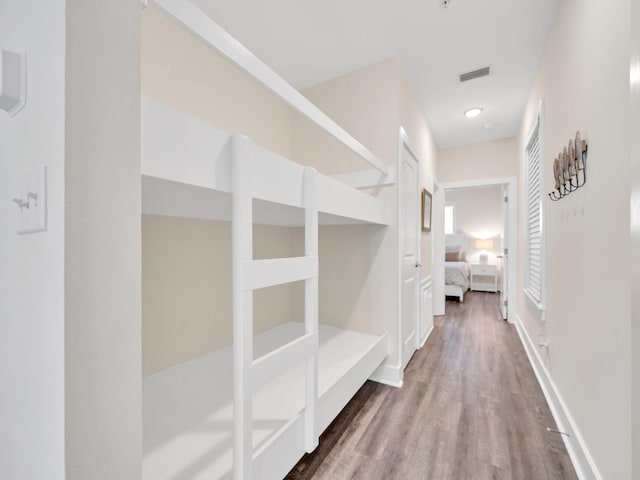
141;2;394;479
444;283;466;302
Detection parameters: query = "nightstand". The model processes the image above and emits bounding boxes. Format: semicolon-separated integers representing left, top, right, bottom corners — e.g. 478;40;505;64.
470;264;498;292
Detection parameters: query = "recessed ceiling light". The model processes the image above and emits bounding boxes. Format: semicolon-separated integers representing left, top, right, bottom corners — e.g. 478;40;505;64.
464;108;482;118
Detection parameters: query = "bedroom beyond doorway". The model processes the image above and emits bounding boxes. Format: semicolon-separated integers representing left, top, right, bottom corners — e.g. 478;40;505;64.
433;177;516;322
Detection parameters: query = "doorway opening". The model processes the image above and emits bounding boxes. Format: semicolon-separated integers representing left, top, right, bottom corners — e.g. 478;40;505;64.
432;177;516;322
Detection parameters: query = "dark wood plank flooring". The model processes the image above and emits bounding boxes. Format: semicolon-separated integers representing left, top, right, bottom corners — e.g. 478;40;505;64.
286;291;577;480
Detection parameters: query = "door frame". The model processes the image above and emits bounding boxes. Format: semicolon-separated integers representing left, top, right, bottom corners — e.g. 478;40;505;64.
397;127;421;369
432;179;446;316
438;177;517;323
499;184;509;319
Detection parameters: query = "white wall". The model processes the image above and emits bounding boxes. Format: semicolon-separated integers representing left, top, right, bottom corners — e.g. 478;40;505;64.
1;2;142;477
437;137;517;183
0;1;66;479
517;0;631;477
64;1;141;479
631;0;640;475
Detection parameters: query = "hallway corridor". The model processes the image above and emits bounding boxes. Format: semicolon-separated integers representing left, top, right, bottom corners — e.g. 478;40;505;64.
287;292;577;479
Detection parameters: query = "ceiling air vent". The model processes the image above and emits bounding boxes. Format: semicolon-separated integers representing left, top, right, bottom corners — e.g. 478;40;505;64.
459;66;490;83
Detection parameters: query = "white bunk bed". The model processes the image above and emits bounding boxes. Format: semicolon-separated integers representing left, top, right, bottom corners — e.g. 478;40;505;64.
141;2;394;478
141;97;390;480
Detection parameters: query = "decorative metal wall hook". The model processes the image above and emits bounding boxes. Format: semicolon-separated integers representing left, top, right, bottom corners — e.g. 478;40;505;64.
548;131;588;201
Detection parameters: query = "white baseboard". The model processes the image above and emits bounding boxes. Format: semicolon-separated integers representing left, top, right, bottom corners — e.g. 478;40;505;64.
419;325;434;349
514;314;602;480
369;361;403;388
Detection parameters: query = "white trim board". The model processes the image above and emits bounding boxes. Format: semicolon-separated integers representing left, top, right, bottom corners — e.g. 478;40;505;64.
440;176;516;190
369;362;404;388
419;277;434;348
431;179;446;316
331;167;396;189
514;315;602;480
419;325;434;349
369;327;403;388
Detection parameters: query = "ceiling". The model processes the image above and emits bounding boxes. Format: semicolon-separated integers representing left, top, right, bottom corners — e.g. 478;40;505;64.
192;0;559;150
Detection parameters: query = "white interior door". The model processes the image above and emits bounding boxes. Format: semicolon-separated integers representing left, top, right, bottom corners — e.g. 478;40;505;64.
400;142;419;370
499;185;509;320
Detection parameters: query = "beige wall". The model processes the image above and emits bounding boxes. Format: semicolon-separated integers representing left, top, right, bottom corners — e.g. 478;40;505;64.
293;57;399;175
437;137;517;183
142;216;304;376
141;6;306;375
316;225;389;335
142;7;294;159
445;186;502;265
517;0;631;478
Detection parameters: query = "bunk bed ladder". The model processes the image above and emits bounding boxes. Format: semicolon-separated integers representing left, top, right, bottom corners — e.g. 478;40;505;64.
231;134;319;480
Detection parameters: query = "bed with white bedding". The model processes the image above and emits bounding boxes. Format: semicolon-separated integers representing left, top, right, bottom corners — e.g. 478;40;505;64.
445;234;470;302
445;261;470;302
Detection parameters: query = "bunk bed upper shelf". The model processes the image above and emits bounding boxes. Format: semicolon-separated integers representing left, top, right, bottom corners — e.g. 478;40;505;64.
142;97;391;226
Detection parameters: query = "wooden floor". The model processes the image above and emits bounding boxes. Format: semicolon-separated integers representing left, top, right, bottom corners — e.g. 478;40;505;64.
286;292;577;480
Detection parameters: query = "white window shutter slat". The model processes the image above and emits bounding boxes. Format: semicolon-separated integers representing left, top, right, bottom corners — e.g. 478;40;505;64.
525;117;544;308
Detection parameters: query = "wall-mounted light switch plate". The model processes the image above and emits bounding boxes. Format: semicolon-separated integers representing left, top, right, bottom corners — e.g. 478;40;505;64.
16;166;47;235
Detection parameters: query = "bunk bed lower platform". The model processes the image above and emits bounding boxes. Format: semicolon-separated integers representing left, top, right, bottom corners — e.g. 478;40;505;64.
143;322;388;480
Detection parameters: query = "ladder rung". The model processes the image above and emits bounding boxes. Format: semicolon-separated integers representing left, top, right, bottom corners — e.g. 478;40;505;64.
244;256;318;291
250;331;318;391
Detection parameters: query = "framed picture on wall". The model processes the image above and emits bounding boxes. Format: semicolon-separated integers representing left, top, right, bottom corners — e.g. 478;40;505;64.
422;189;432;232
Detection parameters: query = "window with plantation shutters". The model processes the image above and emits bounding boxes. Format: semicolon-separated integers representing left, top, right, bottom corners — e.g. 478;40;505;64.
524;115;544;309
